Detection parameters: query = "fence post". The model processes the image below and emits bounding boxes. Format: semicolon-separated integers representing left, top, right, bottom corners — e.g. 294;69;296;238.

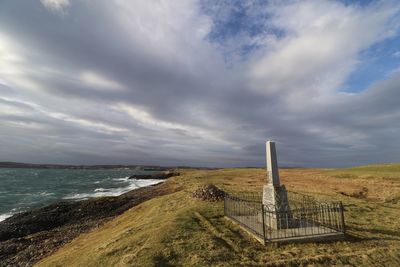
224;195;226;216
339;202;346;234
261;204;266;244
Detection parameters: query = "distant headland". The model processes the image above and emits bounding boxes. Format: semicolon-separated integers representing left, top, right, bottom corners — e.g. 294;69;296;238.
0;162;165;170
0;162;217;170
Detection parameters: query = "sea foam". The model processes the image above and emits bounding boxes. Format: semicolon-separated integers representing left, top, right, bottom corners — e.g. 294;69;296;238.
0;213;13;222
62;178;164;200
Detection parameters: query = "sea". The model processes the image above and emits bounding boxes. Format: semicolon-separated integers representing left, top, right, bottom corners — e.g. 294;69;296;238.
0;168;164;222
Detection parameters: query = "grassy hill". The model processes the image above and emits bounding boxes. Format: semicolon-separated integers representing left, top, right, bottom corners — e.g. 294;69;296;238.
37;166;400;266
329;163;400;179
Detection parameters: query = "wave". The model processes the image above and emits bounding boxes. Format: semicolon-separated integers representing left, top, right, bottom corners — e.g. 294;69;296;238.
39;191;55;196
0;212;14;222
63;178;164;201
94;188;109;192
112;177;130;182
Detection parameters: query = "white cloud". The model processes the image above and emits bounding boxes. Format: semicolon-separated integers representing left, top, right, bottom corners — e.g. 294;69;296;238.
111;1;217;67
0;33;57;95
40;0;70;13
80;71;125;91
249;1;399;104
116;103;229;144
0;33;24;76
45;110;129;134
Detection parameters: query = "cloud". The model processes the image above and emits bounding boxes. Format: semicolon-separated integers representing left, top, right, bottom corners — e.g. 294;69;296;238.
40;0;70;13
81;71;125;91
0;0;399;167
249;1;399;98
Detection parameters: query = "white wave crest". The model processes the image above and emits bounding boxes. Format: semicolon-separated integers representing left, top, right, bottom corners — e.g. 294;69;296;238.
0;213;14;222
39;191;55;196
94;188;108;192
112;177;130;182
63;178;164;200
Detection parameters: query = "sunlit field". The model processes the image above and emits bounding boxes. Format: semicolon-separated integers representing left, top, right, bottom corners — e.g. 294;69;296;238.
37;165;400;266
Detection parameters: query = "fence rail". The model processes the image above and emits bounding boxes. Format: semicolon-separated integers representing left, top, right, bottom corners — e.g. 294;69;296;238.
224;192;345;243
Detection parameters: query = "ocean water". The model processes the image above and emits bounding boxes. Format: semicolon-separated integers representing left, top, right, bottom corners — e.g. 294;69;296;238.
0;168;164;221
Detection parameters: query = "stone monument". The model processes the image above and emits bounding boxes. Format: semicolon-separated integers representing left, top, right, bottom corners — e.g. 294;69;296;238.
262;141;291;229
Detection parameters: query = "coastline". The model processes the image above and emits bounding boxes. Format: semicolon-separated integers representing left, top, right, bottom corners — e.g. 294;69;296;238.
0;179;182;267
0;169;179;223
0;178;165;223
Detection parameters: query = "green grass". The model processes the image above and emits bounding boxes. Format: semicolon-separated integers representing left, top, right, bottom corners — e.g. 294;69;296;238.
329;163;400;180
37;166;400;266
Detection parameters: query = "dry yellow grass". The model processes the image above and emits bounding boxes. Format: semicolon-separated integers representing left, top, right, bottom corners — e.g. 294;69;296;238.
37;166;400;266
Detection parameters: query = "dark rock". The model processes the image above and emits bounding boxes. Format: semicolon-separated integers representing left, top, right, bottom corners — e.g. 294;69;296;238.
129;171;180;180
192;184;225;202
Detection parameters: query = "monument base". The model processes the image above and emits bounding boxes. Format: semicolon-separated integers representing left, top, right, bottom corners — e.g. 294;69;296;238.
262;184;289;208
261;184;294;229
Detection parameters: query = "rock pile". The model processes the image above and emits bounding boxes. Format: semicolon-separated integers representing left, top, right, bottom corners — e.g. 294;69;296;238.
129;171;180;180
192;184;225;202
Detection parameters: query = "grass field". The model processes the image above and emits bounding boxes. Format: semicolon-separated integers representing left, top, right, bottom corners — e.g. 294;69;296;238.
36;165;400;266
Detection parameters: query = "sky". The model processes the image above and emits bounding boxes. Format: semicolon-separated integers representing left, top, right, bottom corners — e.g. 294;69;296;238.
0;0;400;167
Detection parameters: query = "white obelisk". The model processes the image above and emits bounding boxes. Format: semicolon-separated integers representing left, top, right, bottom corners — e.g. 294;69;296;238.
266;141;280;186
262;141;290;229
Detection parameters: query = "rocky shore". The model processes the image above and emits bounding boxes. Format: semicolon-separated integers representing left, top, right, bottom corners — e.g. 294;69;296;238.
0;180;182;267
129;170;180;180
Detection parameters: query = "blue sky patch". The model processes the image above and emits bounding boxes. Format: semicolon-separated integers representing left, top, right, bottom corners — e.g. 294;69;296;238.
342;35;400;92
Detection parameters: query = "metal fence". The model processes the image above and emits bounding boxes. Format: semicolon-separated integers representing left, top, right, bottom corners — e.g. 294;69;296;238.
224;192;345;243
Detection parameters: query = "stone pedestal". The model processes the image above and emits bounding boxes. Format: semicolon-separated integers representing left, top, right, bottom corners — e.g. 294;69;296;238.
262;184;289;208
262;184;293;229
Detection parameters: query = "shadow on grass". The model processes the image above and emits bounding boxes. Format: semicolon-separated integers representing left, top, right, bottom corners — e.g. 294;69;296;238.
152;252;177;267
346;225;400;241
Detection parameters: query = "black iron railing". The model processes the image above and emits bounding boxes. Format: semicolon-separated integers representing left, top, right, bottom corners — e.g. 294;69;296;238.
224;192;345;243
